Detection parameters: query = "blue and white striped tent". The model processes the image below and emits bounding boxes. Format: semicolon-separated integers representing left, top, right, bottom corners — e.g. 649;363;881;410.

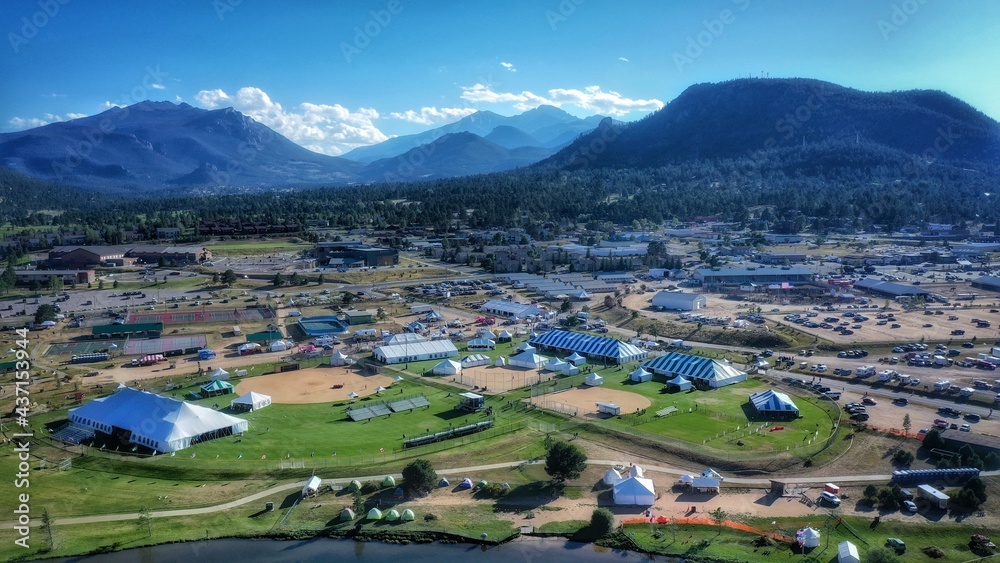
641;352;747;388
748;389;799;414
529;330;647;365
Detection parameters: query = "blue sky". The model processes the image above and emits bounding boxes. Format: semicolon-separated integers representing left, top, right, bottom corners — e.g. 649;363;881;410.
2;0;998;155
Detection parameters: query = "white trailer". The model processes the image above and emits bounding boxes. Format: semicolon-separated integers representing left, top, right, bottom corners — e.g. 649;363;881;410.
596;402;621;416
917;484;949;509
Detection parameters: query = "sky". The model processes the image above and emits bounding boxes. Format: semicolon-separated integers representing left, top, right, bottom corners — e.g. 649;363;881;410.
2;0;999;156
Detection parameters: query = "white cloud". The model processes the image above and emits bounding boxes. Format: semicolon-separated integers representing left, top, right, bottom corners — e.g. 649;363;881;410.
193;86;388;155
389;106;478;125
618;57;630;62
460;83;663;116
7;112;87;130
150;83;166;90
500;61;516;72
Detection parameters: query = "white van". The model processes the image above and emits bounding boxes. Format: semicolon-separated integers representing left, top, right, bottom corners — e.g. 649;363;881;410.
287;310;302;317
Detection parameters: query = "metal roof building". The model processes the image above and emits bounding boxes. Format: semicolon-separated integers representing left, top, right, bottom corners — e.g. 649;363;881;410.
853;278;929;297
971;275;1000;293
480;299;546;319
528;329;647;365
694;267;813;287
641;352;747;388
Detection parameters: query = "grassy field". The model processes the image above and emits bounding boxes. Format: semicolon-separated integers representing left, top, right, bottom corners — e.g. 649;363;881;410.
206;240;314;257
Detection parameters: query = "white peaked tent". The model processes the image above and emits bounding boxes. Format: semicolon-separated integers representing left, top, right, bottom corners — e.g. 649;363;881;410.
585;373;604;386
494;356;506;367
329;350;352;366
603;467;622;485
432;359;462;376
798;527;821;548
629;367;653;383
629;465;645;478
510;349;548;369
269;340;290;352
461;354;491;368
231;391;272;412
701;468;723;480
665;374;692;392
565;352;586;366
516;343;536;353
348;391;359;398
497;330;513;342
302;476;322;496
837;541;860;563
545;358;568;372
477;330;498;340
210;367;230;381
613;476;656;506
238;342;261;355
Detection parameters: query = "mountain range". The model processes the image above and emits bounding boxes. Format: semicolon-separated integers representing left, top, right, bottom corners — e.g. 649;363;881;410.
2;78;999;195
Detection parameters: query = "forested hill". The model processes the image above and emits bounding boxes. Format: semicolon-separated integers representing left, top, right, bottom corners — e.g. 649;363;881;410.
543;78;1000;170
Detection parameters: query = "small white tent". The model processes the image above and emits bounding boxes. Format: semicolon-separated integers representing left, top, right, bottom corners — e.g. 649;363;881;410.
629;465;645;478
302;476;322;497
210;367;230;381
565;352;586;366
629;367;652;383
585;373;604;386
837;540;860;563
545;358;568;372
432;359;462;375
329;350;352;366
231;391;272;412
269;340;289;352
494;356;506;367
798;527;821;548
603;467;622;485
612;476;656;506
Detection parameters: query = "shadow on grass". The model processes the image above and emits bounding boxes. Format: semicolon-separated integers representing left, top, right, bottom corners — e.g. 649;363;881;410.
279;491;301;509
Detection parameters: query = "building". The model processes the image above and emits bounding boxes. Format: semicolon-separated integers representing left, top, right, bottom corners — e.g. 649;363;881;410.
693;267;813;288
15;269;96;285
47;245;210;268
155;227;181;239
372;339;458;364
91;322;163;339
66;387;247;452
852;278;929;298
480;299;546;319
971;275;1000;293
641;352;747;388
756;253;807;264
313;241;398;268
650;290;707;311
529;329;647;365
343;309;376;325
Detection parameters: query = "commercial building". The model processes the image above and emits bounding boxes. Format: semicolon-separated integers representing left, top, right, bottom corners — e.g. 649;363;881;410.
693;267;813;288
650;290;707;311
313;241;398;268
15;269;96;285
852;278;929;298
47;245;210;268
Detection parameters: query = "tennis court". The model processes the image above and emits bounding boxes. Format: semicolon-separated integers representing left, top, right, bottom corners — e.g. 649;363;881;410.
124;335;208;355
129;307;274;325
45;340;126;357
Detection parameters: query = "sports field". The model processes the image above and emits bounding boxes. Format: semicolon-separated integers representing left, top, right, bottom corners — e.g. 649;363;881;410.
234;366;395;404
531;385;651;417
44;339;126;357
124;335;208;355
129;307;274;325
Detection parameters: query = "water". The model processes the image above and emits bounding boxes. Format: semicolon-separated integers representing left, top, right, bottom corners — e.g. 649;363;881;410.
49;536;665;562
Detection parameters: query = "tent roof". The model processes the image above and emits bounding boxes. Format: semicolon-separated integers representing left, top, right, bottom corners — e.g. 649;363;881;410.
642;352;746;382
232;391;270;405
565;352;586;362
529;329;647;363
613;476;655;496
749;389;799;412
210;367;230;376
666;374;691;384
201;380;233;392
630;367;651;377
69;388;246;449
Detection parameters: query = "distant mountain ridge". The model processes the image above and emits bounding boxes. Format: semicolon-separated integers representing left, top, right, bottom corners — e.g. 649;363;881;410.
543;78;1000;170
343;105;606;162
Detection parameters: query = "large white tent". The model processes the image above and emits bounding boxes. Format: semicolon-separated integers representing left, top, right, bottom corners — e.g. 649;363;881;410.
509;349;548;369
432;359;462;376
69;387;248;453
460;354;491;368
231;391;272;412
612;476;656;505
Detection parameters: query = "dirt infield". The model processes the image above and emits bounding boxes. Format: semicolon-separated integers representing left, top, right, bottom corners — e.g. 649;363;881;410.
450;365;560;393
532;385;651;416
234;366;395;404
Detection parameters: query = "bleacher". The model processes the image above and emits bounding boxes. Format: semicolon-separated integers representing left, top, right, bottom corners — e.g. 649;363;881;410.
655;406;678;417
347;407;378;421
349;395;430;421
52;423;95;445
388;395;429;413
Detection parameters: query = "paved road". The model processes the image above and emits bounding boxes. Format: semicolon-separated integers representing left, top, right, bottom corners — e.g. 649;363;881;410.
16;457;998;528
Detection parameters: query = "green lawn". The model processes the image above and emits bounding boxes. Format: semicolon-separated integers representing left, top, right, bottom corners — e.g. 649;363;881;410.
206;240;314;256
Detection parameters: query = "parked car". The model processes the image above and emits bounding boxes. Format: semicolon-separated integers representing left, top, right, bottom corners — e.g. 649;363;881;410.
886;538;906;552
820;491;841;506
903;500;918;512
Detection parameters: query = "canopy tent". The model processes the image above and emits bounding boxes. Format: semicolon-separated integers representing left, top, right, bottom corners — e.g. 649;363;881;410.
629;367;653;383
467;338;496;350
432;359;462;376
230;391;271;412
545;358;568;372
664;374;692;392
477;330;498;340
424;311;443;321
269;340;289;352
68;388;247;453
201;379;234;396
837;541;860;563
797;527;821;548
564;352;586;366
496;330;513;342
329;350;352;366
612;476;656;506
459;477;474;489
509;349;548;369
749;389;799;415
340;508;356;521
366;508;383;520
375;386;387;393
209;367;230;381
385;509;401;521
516;343;536;353
238;342;262;355
494;356;506;367
585;373;604;386
642;352;747;388
603;467;622;485
401;509;416;522
347;391;359;398
460;354;491;368
382;475;396;487
40;320;57;327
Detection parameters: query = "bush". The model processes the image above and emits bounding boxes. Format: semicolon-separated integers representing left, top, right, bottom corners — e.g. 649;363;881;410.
424;513;438;521
590;508;616;537
402;459;438;495
892;449;914;465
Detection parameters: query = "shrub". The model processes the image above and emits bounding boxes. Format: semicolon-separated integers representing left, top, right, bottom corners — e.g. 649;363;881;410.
590;508;616;537
424;513;438;521
892;449;914;465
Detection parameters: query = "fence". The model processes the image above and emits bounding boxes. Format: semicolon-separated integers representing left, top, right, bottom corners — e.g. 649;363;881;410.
533;400;579;417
